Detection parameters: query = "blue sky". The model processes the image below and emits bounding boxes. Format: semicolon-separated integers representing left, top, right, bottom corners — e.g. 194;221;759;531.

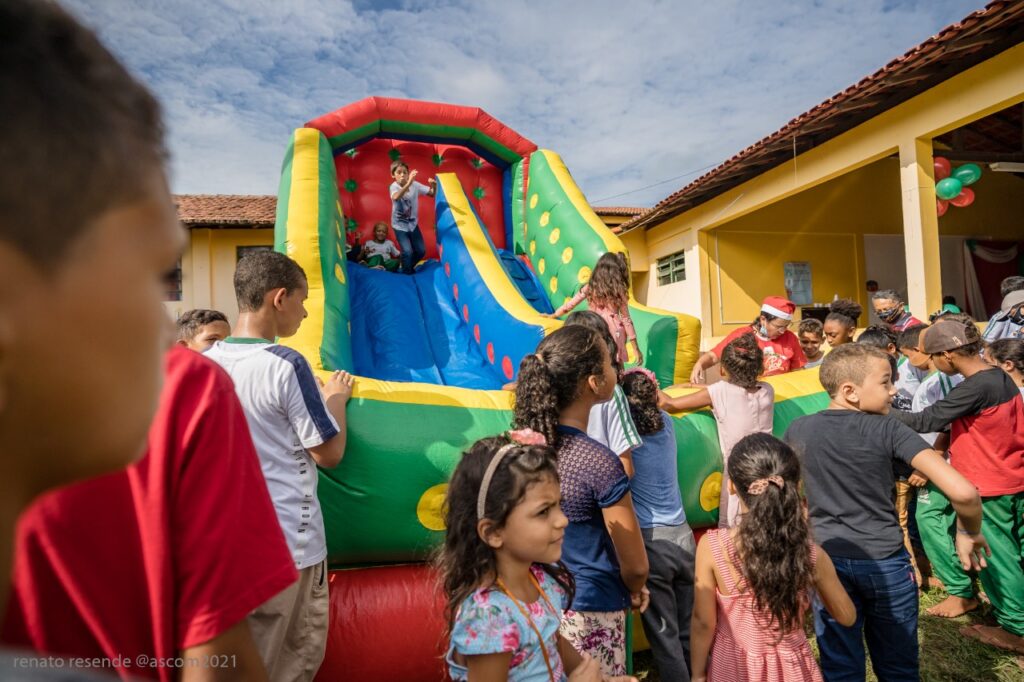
66;0;984;207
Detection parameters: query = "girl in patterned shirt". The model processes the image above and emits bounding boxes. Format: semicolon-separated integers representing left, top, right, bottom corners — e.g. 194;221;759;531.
513;325;649;677
438;431;636;682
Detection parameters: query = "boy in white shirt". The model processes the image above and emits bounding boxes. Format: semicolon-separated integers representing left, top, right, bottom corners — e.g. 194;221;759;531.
206;250;354;680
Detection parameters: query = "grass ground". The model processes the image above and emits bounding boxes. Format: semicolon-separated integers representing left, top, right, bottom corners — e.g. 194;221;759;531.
632;588;1024;681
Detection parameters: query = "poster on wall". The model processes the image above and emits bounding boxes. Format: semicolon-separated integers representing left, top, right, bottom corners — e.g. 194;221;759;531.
784;261;813;305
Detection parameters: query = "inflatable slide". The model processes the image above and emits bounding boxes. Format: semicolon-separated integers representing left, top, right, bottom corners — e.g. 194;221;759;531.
273;98;828;680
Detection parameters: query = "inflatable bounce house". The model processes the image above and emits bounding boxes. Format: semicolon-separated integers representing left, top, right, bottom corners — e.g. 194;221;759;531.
273;97;829;680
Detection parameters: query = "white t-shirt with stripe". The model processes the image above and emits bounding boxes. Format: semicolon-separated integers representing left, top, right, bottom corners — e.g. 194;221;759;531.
205;338;339;569
587;384;643;456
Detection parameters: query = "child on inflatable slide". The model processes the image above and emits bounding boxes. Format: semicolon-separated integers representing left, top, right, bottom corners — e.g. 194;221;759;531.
389;160;435;274
359;221;402;271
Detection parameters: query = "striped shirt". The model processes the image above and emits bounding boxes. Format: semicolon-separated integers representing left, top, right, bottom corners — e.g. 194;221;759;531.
205;338;340;569
587;384;642;456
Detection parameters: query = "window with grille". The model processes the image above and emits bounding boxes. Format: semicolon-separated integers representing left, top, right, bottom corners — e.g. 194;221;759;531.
656;250;686;286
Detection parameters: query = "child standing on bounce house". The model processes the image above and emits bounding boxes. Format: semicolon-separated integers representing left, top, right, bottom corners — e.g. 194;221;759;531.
389;160;435;274
439;432;637;682
513;326;650;678
544;252;643;367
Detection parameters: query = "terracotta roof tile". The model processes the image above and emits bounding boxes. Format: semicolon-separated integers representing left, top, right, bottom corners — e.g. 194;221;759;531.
174;194;277;227
623;0;1024;232
592;206;645;216
173;194;642;226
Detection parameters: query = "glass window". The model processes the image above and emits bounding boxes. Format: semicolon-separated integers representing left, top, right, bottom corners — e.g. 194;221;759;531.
656;250;686;286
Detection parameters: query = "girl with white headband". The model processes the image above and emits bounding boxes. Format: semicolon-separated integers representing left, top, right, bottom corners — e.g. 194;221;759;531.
438;431;637;682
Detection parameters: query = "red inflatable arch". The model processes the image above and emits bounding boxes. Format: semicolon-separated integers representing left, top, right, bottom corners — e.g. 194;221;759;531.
305;97;538;260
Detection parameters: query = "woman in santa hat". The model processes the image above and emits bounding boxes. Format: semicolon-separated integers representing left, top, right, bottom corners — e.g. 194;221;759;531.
690;296;808;384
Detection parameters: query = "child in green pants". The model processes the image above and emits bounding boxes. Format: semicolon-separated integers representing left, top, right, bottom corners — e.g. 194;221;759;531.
898;324;975;617
894;320;1024;654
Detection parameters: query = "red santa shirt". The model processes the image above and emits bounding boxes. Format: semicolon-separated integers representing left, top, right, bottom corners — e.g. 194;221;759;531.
712;326;807;376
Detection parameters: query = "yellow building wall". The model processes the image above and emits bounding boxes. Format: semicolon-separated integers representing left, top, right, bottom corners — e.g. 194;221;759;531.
631;43;1024;338
708;231;861;334
164;227;274;324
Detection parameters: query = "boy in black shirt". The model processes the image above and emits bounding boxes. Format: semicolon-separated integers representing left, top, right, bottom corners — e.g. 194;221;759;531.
785;343;987;681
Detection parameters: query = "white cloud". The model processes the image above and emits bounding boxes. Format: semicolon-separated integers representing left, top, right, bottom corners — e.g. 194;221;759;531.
65;0;985;206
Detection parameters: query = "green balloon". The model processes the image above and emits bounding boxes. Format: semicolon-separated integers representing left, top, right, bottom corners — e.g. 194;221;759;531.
952;163;982;186
936;177;963;201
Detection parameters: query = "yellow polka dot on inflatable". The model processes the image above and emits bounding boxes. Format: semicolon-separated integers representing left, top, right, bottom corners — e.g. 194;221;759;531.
699;472;722;512
529;240;536;256
529;193;538;209
550;276;558;293
538;258;546;275
561;247;573;264
336;242;344;260
416;483;448;531
577;265;592;284
335;221;342;240
539;211;550;227
334;263;346;285
549;228;560;244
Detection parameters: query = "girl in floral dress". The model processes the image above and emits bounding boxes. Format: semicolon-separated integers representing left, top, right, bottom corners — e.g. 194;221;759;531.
690;434;855;682
438;430;636;681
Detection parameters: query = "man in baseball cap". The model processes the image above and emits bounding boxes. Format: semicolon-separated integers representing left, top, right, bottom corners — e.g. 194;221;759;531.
983;277;1024;342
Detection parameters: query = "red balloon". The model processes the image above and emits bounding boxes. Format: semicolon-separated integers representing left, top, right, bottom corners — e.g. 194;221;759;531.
950;187;975;208
936;199;949;216
933;157;952;180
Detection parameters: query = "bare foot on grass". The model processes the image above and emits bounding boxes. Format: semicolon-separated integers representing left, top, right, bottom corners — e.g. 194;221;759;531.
960;624;1024;654
927;594;978;618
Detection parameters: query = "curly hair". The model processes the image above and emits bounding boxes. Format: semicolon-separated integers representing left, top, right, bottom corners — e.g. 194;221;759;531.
586;252;630;310
728;433;814;636
565;309;621;374
825;298;862;331
513;326;608;447
435;436;574;639
721;332;763;389
620;372;663;436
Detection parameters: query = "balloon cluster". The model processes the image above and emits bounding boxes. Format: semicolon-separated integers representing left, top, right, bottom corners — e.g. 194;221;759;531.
933;157;982;216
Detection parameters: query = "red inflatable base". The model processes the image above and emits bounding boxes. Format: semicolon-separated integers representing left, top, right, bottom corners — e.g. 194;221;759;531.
317;564;449;682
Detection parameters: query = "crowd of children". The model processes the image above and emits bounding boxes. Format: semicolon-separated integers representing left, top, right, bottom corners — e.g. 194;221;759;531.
3;3;1024;681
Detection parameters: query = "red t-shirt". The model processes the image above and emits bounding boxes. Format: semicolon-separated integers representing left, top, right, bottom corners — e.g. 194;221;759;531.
2;348;298;680
712;326;807;376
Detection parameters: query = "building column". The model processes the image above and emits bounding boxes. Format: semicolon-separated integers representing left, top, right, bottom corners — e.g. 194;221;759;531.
898;138;943;320
189;228;214;310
